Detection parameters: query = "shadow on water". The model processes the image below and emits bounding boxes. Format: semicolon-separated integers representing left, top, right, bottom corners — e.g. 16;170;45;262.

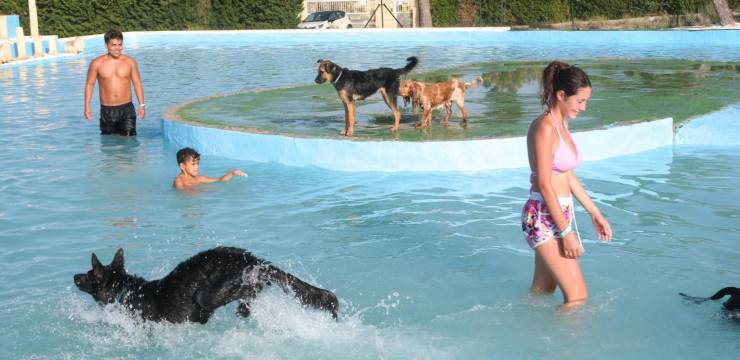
92;135;142;173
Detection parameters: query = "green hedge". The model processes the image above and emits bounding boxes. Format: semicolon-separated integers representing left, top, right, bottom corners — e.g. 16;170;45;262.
0;0;302;38
433;0;729;26
1;0;736;35
571;0;710;19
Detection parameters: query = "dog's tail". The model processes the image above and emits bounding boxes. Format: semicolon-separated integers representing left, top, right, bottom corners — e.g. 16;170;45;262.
465;76;484;90
679;292;713;304
709;287;739;300
680;287;739;311
395;56;418;77
264;265;339;319
679;287;738;302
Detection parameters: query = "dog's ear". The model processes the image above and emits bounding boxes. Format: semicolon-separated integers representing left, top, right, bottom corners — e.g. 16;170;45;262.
317;59;323;64
92;253;104;278
111;248;125;271
413;81;422;96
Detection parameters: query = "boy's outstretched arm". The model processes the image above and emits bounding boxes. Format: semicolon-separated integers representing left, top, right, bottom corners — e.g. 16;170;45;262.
218;169;247;182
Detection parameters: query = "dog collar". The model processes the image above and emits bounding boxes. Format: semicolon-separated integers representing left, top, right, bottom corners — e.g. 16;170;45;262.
332;70;343;84
115;286;129;303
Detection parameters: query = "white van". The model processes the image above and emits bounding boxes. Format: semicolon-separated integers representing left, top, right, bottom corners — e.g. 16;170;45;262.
298;11;353;29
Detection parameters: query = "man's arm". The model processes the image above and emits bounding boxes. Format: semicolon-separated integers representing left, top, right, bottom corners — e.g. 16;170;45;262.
130;58;145;119
84;59;99;120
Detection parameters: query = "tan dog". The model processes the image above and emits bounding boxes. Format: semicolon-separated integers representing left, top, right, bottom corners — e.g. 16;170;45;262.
399;77;482;128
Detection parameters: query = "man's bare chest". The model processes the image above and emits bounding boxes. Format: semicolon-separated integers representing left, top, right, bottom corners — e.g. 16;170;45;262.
98;62;131;80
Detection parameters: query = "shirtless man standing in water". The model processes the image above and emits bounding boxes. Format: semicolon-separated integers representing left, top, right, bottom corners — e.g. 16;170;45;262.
84;29;145;136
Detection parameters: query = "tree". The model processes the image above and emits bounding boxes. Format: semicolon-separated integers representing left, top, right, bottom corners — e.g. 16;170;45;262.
712;0;735;26
418;0;433;27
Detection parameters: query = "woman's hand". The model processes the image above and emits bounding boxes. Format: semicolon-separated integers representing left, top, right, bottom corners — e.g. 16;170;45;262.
591;213;612;241
561;232;582;259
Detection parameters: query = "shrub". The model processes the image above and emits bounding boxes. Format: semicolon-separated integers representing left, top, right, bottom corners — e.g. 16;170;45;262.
0;0;302;38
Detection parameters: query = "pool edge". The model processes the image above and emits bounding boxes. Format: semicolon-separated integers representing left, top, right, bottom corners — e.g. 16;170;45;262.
161;115;674;172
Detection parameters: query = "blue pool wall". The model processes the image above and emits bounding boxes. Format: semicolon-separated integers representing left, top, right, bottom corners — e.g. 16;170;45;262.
6;28;739;66
162;117;674;172
2;15;52;58
1;15;21;38
125;28;739;45
675;104;740;146
10;36;56;58
66;28;740;49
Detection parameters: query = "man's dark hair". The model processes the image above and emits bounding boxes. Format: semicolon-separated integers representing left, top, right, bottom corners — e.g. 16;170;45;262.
176;147;200;165
104;28;123;44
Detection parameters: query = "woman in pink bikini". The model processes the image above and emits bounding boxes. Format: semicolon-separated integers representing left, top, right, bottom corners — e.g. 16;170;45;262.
522;61;613;309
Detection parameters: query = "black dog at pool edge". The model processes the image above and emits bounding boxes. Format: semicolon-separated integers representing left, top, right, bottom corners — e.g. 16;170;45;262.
679;287;739;313
74;247;338;323
315;56;418;136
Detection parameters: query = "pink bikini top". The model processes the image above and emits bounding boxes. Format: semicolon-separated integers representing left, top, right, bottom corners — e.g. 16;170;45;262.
529;111;581;185
550;111;581;175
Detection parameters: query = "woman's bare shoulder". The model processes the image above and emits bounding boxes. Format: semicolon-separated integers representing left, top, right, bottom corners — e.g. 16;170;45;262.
529;114;554;136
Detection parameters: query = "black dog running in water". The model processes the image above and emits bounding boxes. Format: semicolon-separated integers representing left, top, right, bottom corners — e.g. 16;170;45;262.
74;247;338;323
679;287;739;313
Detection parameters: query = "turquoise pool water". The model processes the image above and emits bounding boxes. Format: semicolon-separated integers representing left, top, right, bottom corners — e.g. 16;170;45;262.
1;30;739;359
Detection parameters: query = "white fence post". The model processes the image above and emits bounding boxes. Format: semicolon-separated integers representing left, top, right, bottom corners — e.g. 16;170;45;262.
0;40;12;63
15;27;29;60
0;15;8;39
47;35;58;56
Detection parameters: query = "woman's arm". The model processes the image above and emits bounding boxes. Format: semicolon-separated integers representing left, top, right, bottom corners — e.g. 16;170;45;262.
568;172;613;241
568;172;599;215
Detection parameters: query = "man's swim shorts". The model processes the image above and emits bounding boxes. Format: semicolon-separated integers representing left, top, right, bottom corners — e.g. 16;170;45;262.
100;102;136;136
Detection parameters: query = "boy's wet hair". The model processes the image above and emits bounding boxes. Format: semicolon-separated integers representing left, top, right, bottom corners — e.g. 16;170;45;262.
177;147;200;165
541;61;591;108
104;28;123;44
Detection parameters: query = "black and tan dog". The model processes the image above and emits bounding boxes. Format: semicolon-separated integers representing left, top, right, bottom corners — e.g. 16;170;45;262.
74;247;338;324
315;56;418;136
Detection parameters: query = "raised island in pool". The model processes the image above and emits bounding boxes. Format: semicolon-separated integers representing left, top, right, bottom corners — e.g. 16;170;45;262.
160;30;740;172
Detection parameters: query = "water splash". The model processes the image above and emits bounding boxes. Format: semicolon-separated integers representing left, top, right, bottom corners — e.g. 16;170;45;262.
59;288;455;359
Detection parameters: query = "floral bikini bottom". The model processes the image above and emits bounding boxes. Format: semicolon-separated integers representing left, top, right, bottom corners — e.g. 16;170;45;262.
521;192;577;249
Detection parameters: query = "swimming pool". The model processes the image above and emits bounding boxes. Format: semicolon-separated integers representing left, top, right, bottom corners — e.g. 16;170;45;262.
1;29;738;359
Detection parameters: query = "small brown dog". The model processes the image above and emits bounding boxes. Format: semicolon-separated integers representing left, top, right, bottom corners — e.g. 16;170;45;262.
399;77;482;128
315;57;418;136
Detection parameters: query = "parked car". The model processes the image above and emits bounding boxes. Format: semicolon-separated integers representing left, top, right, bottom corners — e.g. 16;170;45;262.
298;11;353;29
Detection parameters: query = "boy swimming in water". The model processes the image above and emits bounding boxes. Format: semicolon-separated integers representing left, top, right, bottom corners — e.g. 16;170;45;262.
173;147;247;190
